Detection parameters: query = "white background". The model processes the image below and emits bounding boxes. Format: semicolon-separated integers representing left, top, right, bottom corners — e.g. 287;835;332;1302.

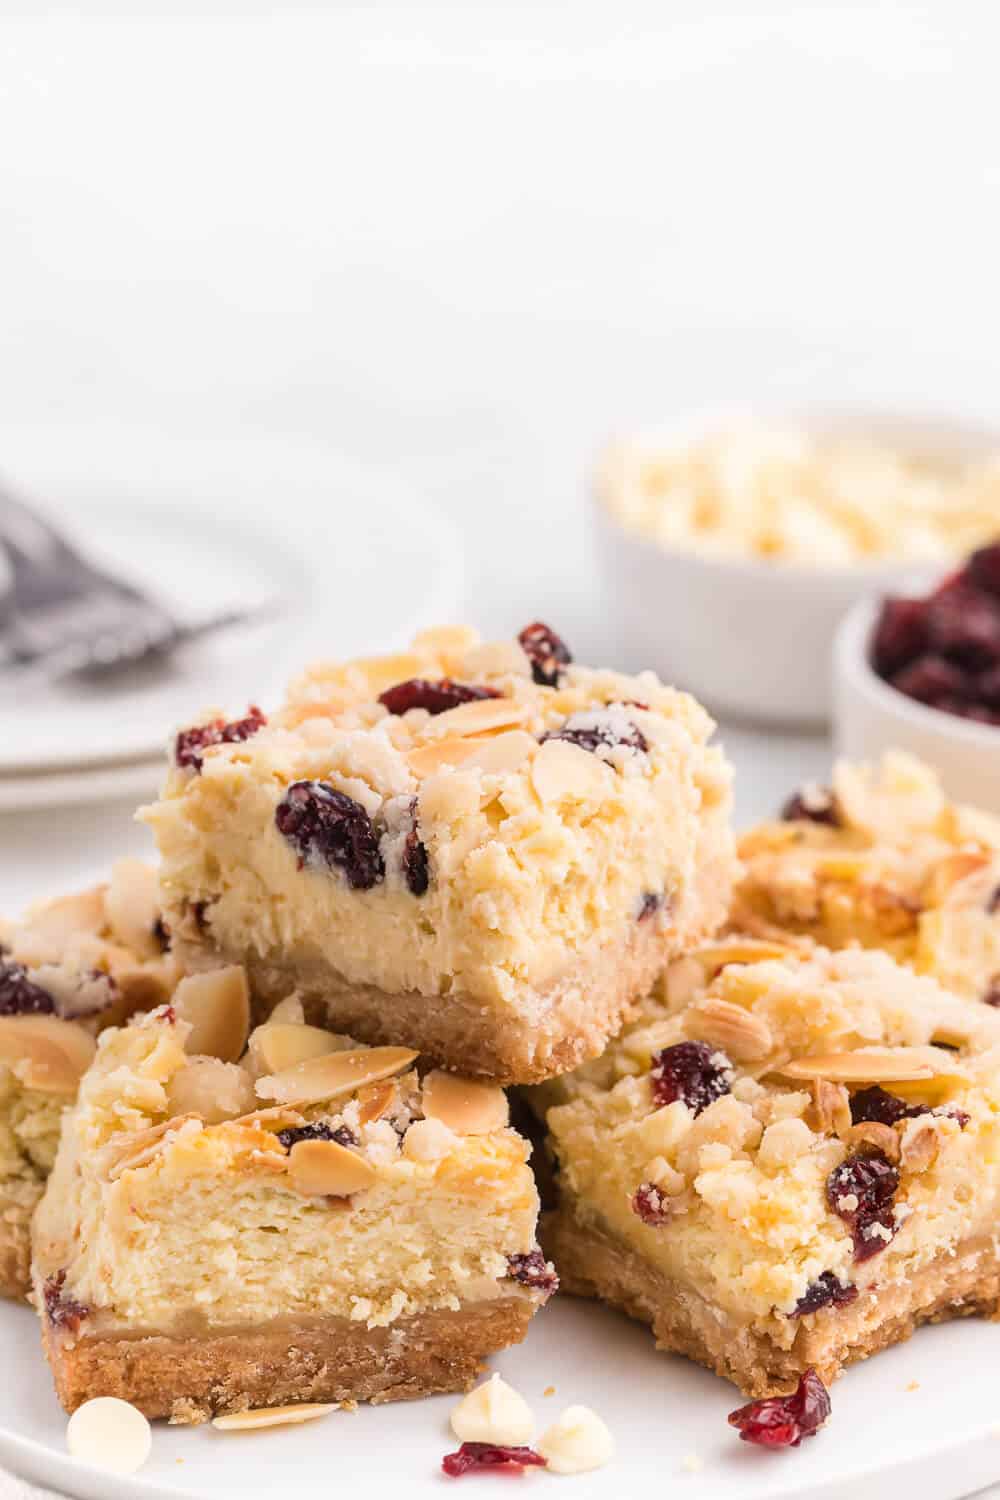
0;0;997;877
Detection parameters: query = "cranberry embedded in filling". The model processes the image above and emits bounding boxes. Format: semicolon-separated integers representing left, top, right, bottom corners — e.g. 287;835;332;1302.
276;1123;357;1152
175;705;267;772
631;1182;672;1226
506;1250;559;1296
780;784;840;826
378;678;501;716
790;1272;858;1317
43;1271;89;1335
649;1040;733;1116
275;781;385;890
826;1150;899;1262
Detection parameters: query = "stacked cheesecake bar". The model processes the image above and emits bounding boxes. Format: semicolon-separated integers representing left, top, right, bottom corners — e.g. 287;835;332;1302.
29;621;739;1421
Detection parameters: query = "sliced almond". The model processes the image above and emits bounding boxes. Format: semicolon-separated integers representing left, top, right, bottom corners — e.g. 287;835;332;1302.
355;651;437;696
460;640;531;678
212;1403;336;1431
805;1078;852;1137
843;1121;901;1162
531;738;609;803
686;997;773;1062
694;939;795;972
356;1078;396;1124
251;1023;341;1075
407;738;480;778
926;851;992;905
287;1138;377;1197
255;1046;418;1108
775;1049;937;1084
0;1016;96;1095
231;1105;307;1131
462;729;537;775
104;1114;202;1180
173;967;250;1064
421;1070;509;1134
899;1118;941;1173
411;624;481;658
425;697;528;738
104;859;162;960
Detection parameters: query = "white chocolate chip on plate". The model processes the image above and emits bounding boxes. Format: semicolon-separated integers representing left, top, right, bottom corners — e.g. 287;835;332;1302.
66;1397;152;1474
212;1403;336;1431
538;1405;614;1474
450;1374;535;1446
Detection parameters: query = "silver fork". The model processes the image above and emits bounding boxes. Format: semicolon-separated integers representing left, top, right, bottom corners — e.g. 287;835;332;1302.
0;486;276;679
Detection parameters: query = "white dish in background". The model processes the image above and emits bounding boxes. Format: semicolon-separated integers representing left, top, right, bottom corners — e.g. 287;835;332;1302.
834;595;1000;813
0;425;463;776
594;406;1000;727
6;1294;1000;1500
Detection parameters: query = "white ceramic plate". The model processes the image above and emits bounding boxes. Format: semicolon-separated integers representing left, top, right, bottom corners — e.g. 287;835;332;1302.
3;1294;1000;1500
0;425;463;774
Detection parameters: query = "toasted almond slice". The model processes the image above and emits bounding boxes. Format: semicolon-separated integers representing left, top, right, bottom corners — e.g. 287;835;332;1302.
407;738;480;778
173;967;250;1064
694;939;795;971
0;1016;96;1095
356;1078;396;1124
421;1070;509;1134
355;651;437;696
462;730;537;775
843;1121;901;1162
104;1114;202;1180
255;1046;418;1107
805;1078;852;1137
926;851;993;905
22;886;109;953
287;1138;377;1196
425;697;528;738
775;1049;937;1083
231;1105;307;1131
104;860;162;960
685;997;773;1062
251;1022;341;1075
212;1403;336;1431
531;738;609;803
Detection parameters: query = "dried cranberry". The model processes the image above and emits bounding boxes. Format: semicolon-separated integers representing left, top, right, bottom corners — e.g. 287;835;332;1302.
276;1123;358;1151
850;1086;929;1127
790;1272;858;1317
152;916;171;952
967;542;1000;597
543;714;648;757
518;622;572;687
728;1369;831;1448
650;1040;733;1116
175;705;266;771
637;892;662;922
631;1182;672;1225
977;666;1000;710
871;596;930;677
442;1443;547;1478
890;655;973;706
378;678;501;716
0;961;55;1016
507;1250;559;1296
926;583;1000;671
275;781;385;889
780;785;840;825
43;1271;89;1334
402;828;429;896
827;1150;899;1261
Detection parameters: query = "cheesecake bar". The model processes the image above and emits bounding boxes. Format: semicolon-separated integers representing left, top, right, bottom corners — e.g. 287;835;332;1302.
0;863;180;1299
732;751;1000;1004
142;622;736;1083
537;943;1000;1396
32;987;552;1421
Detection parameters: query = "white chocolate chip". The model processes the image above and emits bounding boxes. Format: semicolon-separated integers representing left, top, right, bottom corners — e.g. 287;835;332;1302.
450;1374;534;1446
538;1405;614;1474
402;1116;458;1162
66;1397;152;1474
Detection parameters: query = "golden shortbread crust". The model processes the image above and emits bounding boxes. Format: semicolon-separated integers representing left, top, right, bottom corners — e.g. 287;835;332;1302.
43;1296;535;1421
544;1203;1000;1397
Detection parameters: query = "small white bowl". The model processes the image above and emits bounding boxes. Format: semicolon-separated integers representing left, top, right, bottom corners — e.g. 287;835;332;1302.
593;405;1000;727
834;595;1000;813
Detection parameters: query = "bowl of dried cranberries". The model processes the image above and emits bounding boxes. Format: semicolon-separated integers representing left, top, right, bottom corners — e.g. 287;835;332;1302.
834;542;1000;810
